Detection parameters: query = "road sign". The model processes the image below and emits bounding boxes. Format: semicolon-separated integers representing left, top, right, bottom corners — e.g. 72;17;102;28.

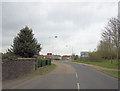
47;53;52;56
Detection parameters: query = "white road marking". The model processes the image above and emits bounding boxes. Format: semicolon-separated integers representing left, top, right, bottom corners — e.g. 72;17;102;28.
75;72;80;90
76;72;78;79
77;83;80;91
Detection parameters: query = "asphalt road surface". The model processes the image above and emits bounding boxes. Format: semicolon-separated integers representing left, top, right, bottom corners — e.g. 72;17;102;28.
0;61;2;91
3;61;119;90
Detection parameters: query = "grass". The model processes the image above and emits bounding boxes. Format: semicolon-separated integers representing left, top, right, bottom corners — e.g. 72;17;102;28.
72;60;119;69
12;63;56;81
102;70;120;78
72;60;120;78
33;63;56;75
53;60;66;61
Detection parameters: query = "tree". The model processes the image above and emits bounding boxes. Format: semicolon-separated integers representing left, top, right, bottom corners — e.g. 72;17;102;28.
8;26;41;58
71;54;79;60
105;18;120;63
97;17;120;64
89;51;102;62
97;40;109;59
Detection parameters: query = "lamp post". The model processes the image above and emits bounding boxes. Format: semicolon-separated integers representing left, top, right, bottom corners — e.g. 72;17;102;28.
65;45;74;61
48;36;51;53
66;45;73;55
48;35;58;60
55;35;58;38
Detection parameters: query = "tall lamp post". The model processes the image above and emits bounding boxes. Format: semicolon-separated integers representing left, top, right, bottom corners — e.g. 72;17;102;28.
55;35;58;38
48;35;58;53
49;35;58;60
66;45;73;55
54;35;58;54
66;45;74;61
48;36;51;53
53;35;58;60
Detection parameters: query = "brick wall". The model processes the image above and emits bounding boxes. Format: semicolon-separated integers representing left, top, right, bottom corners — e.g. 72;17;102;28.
2;58;37;81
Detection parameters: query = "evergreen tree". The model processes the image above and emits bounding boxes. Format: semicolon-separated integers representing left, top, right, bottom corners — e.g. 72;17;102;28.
9;26;41;58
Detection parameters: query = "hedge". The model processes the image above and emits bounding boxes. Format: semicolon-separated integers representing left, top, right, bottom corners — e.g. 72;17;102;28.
37;58;51;68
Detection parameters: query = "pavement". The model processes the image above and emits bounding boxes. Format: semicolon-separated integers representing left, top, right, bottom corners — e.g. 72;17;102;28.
2;61;119;90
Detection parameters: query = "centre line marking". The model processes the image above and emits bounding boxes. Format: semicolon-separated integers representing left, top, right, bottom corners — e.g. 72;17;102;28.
77;83;80;91
76;72;78;79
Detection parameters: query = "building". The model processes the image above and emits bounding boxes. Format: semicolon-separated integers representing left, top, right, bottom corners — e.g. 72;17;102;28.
38;54;62;60
37;55;49;59
62;55;71;60
52;55;62;60
80;52;89;58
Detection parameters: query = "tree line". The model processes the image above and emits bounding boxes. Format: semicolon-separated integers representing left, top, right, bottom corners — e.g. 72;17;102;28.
89;17;120;64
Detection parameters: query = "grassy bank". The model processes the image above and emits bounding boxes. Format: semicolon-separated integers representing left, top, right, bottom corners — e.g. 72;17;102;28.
13;63;56;81
72;60;119;69
72;60;120;78
102;70;120;78
33;63;56;75
53;60;65;61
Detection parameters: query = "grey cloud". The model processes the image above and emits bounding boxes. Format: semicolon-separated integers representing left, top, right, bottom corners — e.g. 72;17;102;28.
2;2;117;54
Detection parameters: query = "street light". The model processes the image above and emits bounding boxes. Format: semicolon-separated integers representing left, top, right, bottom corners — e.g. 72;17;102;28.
48;36;52;53
48;35;58;60
54;35;58;55
55;35;58;38
65;45;74;55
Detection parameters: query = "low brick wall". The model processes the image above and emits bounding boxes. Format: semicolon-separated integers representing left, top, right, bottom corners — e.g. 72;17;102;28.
2;58;37;81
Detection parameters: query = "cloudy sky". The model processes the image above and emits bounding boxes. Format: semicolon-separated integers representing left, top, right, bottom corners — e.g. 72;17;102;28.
2;1;118;56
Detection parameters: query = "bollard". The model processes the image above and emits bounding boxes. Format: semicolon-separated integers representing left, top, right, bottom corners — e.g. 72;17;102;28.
46;60;48;65
49;59;51;65
40;60;42;67
35;59;37;70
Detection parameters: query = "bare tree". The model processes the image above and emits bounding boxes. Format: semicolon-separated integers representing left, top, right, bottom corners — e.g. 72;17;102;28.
98;17;120;64
108;18;120;64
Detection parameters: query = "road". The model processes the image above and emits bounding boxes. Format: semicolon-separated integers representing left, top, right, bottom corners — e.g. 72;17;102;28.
0;61;2;91
3;61;119;90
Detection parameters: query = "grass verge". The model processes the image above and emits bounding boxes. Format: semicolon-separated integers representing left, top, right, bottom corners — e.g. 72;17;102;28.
101;70;120;78
33;63;56;75
5;63;56;82
53;60;65;61
72;60;119;69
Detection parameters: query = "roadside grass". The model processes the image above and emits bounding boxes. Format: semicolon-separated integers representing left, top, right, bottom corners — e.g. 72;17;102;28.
33;63;56;75
11;63;56;81
53;60;66;61
101;70;120;78
72;60;119;69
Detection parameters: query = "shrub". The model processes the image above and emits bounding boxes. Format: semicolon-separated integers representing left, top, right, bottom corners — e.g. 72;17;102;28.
2;53;19;61
89;52;102;62
37;58;51;68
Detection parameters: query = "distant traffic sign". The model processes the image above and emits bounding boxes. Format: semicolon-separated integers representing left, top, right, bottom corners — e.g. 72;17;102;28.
47;53;52;56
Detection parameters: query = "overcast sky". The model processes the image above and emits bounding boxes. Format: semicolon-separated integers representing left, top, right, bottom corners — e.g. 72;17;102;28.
2;1;118;56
